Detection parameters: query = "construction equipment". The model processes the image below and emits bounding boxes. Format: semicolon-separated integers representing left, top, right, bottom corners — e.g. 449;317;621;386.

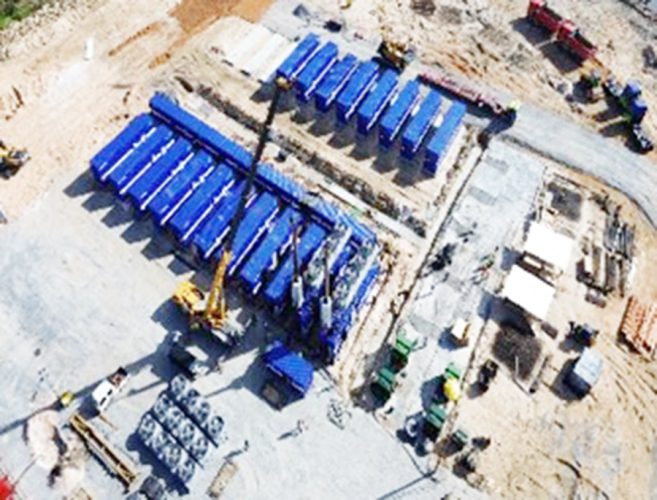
579;68;604;102
377;39;415;71
390;328;418;370
527;0;597;61
420;404;447;454
0;140;30;178
69;413;137;489
168;342;209;379
477;359;498;393
569;323;599;347
371;366;397;403
433;362;463;403
172;77;292;338
58;391;75;410
91;367;129;414
451;428;470;452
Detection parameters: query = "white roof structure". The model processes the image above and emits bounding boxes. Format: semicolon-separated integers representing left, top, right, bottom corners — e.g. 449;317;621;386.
501;265;556;321
523;222;574;271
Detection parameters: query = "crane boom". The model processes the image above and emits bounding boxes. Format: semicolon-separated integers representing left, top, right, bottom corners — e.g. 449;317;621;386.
202;79;289;328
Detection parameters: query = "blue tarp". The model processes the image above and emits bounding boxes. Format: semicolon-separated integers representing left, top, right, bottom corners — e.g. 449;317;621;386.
276;33;320;82
126;138;193;210
239;207;299;294
423;101;466;174
263;340;313;395
295;42;339;102
335;61;379;123
148;151;214;226
356;70;398;134
314;54;358;112
91;114;155;181
379;80;421;147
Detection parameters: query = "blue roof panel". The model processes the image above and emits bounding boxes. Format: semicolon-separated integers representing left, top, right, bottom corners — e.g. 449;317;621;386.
424;101;466;174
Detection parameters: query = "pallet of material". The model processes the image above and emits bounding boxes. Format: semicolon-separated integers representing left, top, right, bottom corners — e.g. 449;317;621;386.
619;296;657;358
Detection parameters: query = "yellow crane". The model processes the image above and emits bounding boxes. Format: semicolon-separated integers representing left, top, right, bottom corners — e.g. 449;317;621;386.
172;78;291;337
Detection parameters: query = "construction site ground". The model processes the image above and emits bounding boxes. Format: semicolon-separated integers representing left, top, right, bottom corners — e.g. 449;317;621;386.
2;0;657;499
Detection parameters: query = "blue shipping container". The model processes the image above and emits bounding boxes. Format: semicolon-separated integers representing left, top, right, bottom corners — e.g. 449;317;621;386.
91;114;155;181
379;80;421;147
106;125;173;191
148;151;214;226
167;163;236;243
335;61;379;123
227;192;280;274
423;101;466;174
126;138;193;210
356;70;398;134
400;90;442;159
276;33;320;82
296;42;339;102
314;54;358;112
239;207;299;294
264;223;328;308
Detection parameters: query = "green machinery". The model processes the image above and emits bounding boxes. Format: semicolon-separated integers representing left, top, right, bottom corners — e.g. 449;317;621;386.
371;328;418;403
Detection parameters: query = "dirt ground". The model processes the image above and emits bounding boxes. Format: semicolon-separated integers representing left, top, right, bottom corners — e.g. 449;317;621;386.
453;164;657;499
315;0;657;156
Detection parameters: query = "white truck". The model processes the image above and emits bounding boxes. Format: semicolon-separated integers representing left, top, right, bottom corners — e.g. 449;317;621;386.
91;367;129;414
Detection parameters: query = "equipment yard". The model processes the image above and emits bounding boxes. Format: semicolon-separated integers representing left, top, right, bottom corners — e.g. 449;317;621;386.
3;0;657;499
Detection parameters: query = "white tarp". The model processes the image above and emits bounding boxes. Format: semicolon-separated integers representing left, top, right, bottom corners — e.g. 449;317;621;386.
501;265;555;321
523;222;574;271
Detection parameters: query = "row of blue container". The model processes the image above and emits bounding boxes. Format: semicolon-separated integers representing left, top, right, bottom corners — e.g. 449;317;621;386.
89;93;379;363
274;33;467;174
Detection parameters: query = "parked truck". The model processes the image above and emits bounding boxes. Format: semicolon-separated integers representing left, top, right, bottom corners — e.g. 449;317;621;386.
91;367;129;414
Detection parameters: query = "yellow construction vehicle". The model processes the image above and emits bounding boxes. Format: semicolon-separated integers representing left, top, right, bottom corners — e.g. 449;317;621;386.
172;77;291;341
0;140;30;178
377;38;415;71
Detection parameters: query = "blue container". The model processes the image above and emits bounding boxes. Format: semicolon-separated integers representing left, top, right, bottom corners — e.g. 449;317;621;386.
106;125;174;191
276;33;320;82
379;80;421;147
167;163;237;243
257;163;305;205
263;223;328;308
148;151;214;226
295;42;339;102
227;192;280;273
240;207;299;295
622;80;642;101
356;70;398;134
314;54;359;112
629;97;648;124
191;179;249;259
400;90;442;159
91;114;155;181
126;138;193;210
335;61;379;123
423;101;466;174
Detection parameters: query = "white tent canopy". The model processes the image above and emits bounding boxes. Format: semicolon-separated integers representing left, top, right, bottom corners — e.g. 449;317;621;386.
523;222;574;271
501;265;556;321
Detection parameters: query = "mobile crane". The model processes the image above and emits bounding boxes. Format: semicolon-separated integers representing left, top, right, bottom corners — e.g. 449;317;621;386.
172;77;292;341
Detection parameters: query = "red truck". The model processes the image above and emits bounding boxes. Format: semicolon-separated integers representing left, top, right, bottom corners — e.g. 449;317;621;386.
527;0;597;61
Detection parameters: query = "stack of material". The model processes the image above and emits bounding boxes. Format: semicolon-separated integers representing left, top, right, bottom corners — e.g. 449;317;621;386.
619;296;657;358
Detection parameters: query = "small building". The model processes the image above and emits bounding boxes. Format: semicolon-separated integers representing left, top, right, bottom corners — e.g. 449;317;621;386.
521;222;574;279
501;265;556;322
565;348;603;397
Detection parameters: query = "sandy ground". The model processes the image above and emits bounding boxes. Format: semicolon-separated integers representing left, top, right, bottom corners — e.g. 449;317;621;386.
452;164;657;499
